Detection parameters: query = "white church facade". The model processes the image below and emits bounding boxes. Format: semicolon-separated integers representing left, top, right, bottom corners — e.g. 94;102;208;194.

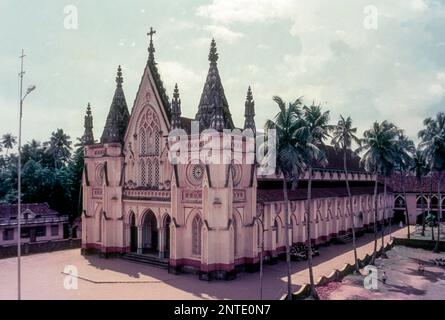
81;31;393;280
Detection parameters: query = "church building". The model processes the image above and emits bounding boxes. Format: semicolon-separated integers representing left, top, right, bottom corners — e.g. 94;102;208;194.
81;30;394;280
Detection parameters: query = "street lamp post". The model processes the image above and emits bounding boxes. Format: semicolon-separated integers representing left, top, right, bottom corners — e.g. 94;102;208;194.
17;49;36;300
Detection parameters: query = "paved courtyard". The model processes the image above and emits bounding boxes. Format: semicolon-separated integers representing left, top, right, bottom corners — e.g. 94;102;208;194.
0;227;408;300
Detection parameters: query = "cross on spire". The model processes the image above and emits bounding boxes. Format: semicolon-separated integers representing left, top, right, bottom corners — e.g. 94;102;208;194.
147;27;156;41
147;27;156;63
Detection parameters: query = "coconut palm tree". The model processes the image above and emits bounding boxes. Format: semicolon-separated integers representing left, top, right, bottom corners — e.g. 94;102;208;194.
419;112;445;253
394;133;415;239
331;115;361;272
358;121;399;264
2;133;17;155
264;96;308;300
45;129;72;169
411;149;429;236
301;103;330;298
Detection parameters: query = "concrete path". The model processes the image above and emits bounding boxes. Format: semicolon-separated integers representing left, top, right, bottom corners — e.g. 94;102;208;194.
0;226;408;300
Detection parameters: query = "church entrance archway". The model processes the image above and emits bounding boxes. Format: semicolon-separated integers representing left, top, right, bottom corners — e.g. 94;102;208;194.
142;210;158;254
130;213;137;253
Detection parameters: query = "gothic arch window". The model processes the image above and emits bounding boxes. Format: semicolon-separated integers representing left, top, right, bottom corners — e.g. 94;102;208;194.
274;218;279;245
137;106;161;188
153;159;160;187
140;128;146;155
431;196;438;208
147;128;154;155
394;196;405;208
416;196;428;208
155;130;160;156
147;159;153;187
192;215;203;256
140;159;146;186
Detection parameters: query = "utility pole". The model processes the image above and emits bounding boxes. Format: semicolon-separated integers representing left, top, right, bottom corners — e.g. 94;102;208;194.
17;49;36;300
17;48;25;301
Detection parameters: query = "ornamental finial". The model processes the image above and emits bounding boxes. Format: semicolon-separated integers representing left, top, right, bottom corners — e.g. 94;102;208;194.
208;38;218;64
116;65;123;87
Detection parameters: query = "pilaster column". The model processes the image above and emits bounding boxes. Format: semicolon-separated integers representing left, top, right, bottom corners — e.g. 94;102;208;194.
137;226;143;254
159;227;165;259
125;223;130;252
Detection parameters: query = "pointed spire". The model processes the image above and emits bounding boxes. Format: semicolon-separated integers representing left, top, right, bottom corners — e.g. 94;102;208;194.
209;38;218;64
171;83;182;129
195;39;234;131
101;66;130;144
144;28;172;118
147;27;156;64
82;103;95;145
244;86;256;134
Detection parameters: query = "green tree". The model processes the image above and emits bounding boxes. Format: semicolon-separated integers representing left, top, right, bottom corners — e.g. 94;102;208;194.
301;102;330;298
394;133;415;240
66;140;85;224
419;112;445;252
358;121;399;264
411;149;429;236
331;115;361;272
21;160;55;204
2;133;17;155
45;129;72;169
264;96;312;300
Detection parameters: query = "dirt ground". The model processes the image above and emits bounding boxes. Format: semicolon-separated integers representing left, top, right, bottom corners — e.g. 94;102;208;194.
318;245;445;300
0;227;411;300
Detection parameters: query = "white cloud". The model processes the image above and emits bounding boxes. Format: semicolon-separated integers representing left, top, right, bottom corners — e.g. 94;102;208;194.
437;72;445;81
411;0;428;12
429;84;445;96
196;0;295;24
203;25;244;43
157;61;202;90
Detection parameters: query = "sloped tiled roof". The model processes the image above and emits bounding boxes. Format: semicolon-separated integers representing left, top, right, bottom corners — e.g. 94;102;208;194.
387;172;445;193
0;203;60;218
317;145;363;172
257;186;385;203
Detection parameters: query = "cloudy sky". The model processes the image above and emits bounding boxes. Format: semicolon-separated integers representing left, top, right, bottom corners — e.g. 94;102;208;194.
1;0;444;145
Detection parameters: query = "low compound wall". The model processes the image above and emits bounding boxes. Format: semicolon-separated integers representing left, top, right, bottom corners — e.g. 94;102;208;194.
281;242;395;300
0;238;81;259
393;237;445;251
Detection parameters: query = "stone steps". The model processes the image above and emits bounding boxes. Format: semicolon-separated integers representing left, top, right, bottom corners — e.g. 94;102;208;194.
121;252;169;269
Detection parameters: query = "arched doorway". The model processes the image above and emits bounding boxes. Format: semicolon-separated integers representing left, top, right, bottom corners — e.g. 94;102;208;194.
142;210;158;254
393;196;406;224
163;215;171;258
130;213;137;253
